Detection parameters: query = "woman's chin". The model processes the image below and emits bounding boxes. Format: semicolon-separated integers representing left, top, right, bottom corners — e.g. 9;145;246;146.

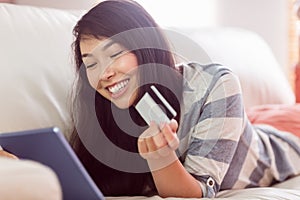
112;99;132;109
111;90;137;109
114;103;129;109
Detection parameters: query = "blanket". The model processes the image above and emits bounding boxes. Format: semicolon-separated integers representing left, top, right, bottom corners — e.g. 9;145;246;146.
247;104;300;137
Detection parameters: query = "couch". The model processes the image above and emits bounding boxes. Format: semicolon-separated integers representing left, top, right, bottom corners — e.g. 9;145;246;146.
0;3;299;200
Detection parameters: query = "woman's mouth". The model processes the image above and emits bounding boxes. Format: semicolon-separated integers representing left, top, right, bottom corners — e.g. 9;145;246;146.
107;79;130;98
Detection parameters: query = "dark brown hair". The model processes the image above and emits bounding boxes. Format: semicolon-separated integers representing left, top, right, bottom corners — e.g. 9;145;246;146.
70;0;183;196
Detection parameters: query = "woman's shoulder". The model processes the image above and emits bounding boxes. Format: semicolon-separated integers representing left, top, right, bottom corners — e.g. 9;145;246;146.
177;61;232;75
177;62;234;84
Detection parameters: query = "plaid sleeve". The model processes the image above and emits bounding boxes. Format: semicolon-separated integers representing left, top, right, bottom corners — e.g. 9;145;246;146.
182;66;245;197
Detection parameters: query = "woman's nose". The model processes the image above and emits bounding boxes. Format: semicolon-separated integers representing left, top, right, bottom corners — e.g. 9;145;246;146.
100;67;116;80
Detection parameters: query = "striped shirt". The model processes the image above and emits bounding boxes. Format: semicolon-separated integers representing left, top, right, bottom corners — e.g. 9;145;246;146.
177;62;300;198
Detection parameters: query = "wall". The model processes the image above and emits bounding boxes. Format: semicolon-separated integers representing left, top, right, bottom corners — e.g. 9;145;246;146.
14;0;97;9
13;0;291;74
136;0;290;75
216;0;289;74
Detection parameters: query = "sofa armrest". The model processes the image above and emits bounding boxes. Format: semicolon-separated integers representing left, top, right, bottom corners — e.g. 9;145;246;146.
0;158;62;200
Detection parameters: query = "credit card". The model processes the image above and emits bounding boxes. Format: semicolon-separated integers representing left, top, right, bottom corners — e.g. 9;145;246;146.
135;85;177;126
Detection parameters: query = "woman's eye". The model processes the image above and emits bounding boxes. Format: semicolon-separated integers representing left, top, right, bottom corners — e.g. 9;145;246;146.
110;50;124;58
85;63;97;69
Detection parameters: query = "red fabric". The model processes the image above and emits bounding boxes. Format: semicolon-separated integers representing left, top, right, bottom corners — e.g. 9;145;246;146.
247;104;300;137
296;64;300;103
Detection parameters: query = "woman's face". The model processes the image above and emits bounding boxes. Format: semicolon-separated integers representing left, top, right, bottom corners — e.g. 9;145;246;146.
80;36;139;109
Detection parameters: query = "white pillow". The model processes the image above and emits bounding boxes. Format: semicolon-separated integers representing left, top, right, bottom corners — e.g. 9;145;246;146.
167;27;295;109
0;4;83;137
0;157;62;200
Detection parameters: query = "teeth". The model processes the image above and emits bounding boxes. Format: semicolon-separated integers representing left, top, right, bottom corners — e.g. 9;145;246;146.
108;79;129;94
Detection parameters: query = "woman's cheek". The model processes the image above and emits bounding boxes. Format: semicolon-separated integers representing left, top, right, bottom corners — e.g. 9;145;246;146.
87;70;100;90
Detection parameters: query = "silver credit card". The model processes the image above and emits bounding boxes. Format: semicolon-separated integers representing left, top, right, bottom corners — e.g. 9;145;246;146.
135;85;177;125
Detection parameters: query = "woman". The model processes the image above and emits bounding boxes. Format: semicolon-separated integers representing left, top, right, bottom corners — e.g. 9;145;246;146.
70;0;300;198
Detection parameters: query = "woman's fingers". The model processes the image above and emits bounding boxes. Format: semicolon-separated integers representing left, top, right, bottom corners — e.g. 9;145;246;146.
153;132;167;148
168;136;179;150
138;120;180;160
145;136;157;152
160;120;179;150
169;119;178;132
138;122;161;159
138;138;148;154
138;138;151;159
0;150;18;160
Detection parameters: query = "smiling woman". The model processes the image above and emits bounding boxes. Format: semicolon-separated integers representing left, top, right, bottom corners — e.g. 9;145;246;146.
69;0;300;199
70;0;183;196
80;36;139;109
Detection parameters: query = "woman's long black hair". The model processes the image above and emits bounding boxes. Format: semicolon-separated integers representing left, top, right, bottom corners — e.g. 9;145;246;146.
70;0;183;196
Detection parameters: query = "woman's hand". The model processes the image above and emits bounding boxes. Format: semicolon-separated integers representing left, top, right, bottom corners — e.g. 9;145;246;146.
0;150;18;160
138;120;202;198
137;119;179;171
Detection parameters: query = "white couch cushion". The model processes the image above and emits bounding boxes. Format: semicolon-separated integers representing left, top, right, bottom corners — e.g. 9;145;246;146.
167;27;295;109
0;4;82;137
0;157;62;200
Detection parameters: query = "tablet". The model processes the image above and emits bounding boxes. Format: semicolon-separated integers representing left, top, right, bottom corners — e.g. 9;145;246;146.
0;127;105;200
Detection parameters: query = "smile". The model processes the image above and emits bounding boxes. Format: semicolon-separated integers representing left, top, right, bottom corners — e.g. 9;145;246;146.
107;79;129;96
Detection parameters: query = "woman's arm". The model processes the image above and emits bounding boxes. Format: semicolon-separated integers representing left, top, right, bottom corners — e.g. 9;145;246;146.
138;65;245;198
152;157;202;198
138;120;203;198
